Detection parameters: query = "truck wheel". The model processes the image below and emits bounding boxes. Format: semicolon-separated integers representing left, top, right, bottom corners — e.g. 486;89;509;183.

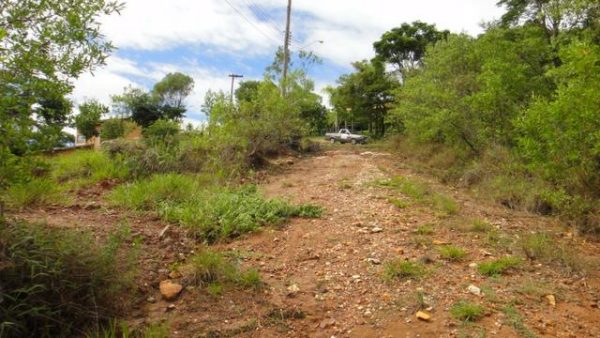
351;139;357;145
330;138;336;144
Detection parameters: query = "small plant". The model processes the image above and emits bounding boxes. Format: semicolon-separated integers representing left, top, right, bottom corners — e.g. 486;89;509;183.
378;176;459;215
185;250;262;292
414;224;435;235
450;301;484;322
471;219;492;232
519;233;583;274
478;256;521;276
438;245;467;261
502;305;537;338
383;259;426;281
389;198;410;209
432;194;459;215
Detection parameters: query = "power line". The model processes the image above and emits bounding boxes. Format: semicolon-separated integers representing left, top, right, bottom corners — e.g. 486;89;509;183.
239;0;303;45
223;0;281;44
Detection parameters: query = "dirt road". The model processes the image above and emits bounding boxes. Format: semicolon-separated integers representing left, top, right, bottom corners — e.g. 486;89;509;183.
16;147;600;337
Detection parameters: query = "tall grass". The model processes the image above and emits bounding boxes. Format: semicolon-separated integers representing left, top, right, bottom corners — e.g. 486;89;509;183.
3;178;65;210
50;150;129;185
0;221;136;338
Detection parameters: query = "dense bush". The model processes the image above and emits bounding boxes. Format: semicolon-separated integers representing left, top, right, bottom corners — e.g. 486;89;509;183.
0;221;136;337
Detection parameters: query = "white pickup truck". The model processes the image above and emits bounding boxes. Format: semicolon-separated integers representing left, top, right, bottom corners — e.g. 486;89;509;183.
325;129;367;144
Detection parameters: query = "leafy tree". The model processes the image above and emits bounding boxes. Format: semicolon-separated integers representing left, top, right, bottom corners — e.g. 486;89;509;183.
74;100;108;140
152;72;194;120
373;21;449;72
516;39;600;195
143;119;180;144
497;0;599;39
112;73;194;128
328;59;398;137
0;0;123;155
235;81;261;103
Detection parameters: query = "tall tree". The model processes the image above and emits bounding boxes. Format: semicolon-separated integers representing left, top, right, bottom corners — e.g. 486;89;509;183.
373;21;449;72
74;99;108;140
152;72;194;119
0;0;123;154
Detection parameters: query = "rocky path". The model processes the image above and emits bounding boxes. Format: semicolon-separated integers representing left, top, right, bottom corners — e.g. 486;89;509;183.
14;147;600;337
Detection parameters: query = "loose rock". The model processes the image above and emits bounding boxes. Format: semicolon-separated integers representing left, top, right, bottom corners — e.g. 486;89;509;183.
467;285;481;296
159;280;183;301
416;311;432;322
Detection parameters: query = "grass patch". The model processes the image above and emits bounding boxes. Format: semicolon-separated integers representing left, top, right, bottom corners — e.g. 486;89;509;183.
183;250;263;291
485;229;514;251
3;178;65;210
87;320;169;338
502;305;537;338
389;197;410;209
478;256;521;277
470;219;493;232
450;301;484;322
0;221;136;338
515;279;557;299
109;173;200;210
438;245;468;261
519;233;584;274
111;175;322;243
383;259;427;281
377;176;459;216
414;224;435;235
50;150;128;185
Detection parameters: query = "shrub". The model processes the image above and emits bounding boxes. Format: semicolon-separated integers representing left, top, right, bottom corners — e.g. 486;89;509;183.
478;256;521;276
450;301;484;322
143;119;180;143
383;259;426;281
100;118;127;140
0;221;135;337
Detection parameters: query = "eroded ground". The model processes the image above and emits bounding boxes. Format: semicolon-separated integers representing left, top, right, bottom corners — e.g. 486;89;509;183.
12;146;600;338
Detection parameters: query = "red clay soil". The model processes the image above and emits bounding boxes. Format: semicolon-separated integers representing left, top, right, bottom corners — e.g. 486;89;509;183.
11;146;600;338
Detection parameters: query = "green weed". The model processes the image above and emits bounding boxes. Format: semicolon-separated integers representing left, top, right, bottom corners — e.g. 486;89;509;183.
377;176;459;216
478;256;521;276
450;301;484;322
389;197;410;209
383;259;426;281
3;178;65;210
471;219;492;232
519;233;583;274
185;250;262;291
414;224;435;235
438;245;468;261
0;221;136;338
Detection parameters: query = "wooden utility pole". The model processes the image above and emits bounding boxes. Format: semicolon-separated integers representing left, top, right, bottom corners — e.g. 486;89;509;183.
282;0;292;95
229;74;243;103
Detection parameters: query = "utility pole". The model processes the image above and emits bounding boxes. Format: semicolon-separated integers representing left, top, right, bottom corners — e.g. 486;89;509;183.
282;0;292;96
228;74;243;104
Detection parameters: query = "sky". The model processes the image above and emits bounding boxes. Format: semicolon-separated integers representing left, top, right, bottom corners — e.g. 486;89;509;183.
72;0;506;126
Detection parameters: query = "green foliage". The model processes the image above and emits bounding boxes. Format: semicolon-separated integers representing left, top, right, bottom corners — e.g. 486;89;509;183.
373;21;449;71
519;233;583;274
109;174;200;210
471;219;493;232
327;60;398;137
502;305;538;338
438;245;468;261
50;150;129;185
450;301;484;322
0;221;135;338
383;259;426;281
100;118;127;140
152;72;194;120
0;0;122;155
143;119;180;143
516;40;600;198
75;100;108;140
414;224;435;235
478;256;521;276
110;175;321;243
